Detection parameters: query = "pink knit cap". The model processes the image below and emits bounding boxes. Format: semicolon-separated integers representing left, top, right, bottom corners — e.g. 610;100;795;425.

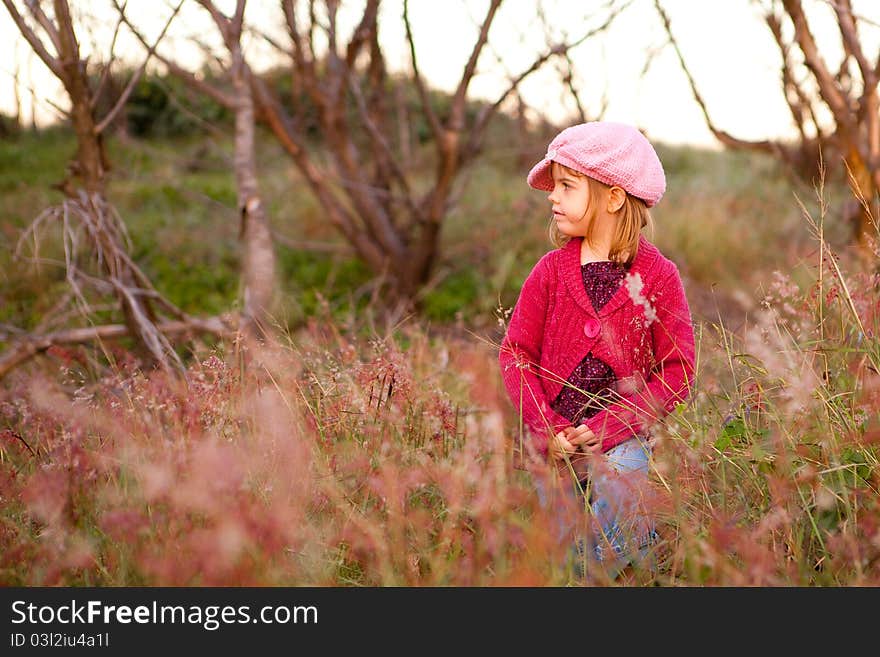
527;121;666;207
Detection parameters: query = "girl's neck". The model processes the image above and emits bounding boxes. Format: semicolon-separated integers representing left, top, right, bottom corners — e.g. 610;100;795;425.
580;238;611;264
579;209;616;264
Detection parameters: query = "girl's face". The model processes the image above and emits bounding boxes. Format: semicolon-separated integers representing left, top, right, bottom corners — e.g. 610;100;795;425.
547;163;597;237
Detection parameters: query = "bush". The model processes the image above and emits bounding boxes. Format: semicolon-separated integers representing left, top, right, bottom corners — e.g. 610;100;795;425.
125;74;231;138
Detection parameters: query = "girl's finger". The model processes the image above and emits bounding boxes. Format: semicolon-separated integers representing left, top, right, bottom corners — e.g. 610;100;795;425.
581;440;603;454
568;428;596;445
551;433;576;459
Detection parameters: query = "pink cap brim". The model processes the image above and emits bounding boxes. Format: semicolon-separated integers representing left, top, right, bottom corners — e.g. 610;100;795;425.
527;158;553;192
527;151;605;193
527;153;661;207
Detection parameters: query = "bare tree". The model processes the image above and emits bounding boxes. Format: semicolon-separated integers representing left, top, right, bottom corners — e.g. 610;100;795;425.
0;0;230;379
256;0;625;305
656;0;880;251
120;0;624;309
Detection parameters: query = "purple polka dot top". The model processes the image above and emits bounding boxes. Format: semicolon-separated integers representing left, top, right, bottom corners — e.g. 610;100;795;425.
550;260;627;425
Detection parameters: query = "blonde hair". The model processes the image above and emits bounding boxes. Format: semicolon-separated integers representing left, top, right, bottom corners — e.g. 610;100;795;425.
547;163;653;266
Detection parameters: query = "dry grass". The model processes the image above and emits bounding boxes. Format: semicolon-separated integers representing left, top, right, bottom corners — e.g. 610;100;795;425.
2;133;879;586
2;194;879;586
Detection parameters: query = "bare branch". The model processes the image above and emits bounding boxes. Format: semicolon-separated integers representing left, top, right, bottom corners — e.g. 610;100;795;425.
281;2;309;65
12;39;23;126
95;0;184;134
249;73;391;269
195;0;232;44
345;68;422;222
244;19;291;58
403;0;443;141
2;0;66;80
336;1;414;222
781;0;855;133
1;63;70;119
832;0;878;93
344;0;378;69
13;190;208;376
818;0;880;29
654;0;777;154
90;3;126;110
112;0;237;109
0;316;233;381
766;10;821;142
53;0;83;80
45;92;70;118
281;0;322;119
321;0;349;109
449;0;502;131
558;50;587;123
231;0;245;36
280;3;406;259
461;4;629;164
24;0;62;56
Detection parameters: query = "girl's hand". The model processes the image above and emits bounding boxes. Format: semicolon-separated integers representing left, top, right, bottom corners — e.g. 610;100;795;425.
549;429;577;461
564;425;602;454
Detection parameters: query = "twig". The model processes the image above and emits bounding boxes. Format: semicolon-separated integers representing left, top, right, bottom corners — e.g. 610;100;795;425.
402;0;443;142
95;1;184;134
112;0;237;109
1;428;36;457
654;0;778;155
0;316;234;380
1;0;66;80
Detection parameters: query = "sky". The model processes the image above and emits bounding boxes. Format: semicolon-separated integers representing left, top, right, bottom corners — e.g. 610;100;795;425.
1;0;879;148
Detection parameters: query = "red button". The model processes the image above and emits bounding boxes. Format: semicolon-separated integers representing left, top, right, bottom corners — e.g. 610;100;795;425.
583;319;601;338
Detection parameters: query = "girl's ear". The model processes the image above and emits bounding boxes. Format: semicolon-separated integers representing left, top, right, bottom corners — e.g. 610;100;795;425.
607;186;626;213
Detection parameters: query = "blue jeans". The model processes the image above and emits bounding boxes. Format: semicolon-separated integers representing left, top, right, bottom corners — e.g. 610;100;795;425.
536;437;657;579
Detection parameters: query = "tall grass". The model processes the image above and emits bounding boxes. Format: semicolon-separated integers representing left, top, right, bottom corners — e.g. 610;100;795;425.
0;318;568;585
2;131;878;585
2;189;879;585
648;183;880;585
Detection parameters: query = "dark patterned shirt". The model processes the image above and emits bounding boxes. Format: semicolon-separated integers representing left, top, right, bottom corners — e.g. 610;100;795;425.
550;260;627;424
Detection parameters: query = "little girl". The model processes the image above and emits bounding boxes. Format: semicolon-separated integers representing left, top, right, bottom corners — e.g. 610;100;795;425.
498;121;695;579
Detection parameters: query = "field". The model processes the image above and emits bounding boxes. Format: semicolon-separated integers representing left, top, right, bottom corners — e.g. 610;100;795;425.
1;127;878;585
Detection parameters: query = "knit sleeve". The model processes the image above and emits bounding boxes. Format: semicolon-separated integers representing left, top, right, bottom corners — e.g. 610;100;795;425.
584;265;696;450
498;254;573;453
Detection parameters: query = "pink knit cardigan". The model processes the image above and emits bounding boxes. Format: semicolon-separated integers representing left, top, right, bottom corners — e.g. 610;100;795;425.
498;235;695;455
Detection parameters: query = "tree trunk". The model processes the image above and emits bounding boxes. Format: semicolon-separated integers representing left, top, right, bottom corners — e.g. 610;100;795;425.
232;51;276;340
844;148;880;253
52;0;172;371
54;0;107;194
